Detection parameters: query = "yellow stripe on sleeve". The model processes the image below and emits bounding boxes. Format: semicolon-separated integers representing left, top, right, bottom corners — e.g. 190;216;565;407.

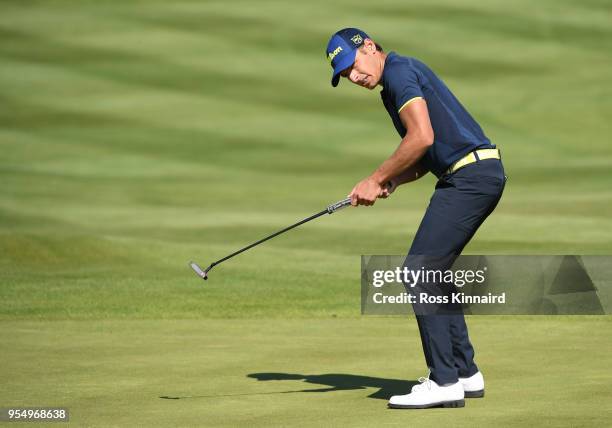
398;96;423;113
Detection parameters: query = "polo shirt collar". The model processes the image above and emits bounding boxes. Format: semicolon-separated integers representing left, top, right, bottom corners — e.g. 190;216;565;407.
380;51;397;90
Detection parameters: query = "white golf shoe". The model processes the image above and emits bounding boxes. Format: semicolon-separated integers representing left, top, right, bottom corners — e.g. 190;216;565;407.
388;377;465;409
459;371;485;398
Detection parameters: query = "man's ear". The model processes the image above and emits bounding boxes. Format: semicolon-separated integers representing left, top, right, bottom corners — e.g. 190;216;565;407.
363;38;376;53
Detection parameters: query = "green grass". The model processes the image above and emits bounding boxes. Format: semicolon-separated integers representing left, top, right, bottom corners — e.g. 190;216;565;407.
2;318;611;427
1;0;611;426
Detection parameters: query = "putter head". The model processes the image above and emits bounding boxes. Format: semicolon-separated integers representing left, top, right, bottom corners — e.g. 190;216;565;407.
189;261;208;280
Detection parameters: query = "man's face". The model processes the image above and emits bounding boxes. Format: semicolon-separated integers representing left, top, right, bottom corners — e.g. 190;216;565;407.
339;40;383;90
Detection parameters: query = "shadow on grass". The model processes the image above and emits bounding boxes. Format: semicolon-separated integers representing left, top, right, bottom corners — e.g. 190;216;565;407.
248;373;418;400
160;373;417;400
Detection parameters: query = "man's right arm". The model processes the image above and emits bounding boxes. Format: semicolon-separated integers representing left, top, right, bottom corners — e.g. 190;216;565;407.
380;163;428;197
392;162;429;186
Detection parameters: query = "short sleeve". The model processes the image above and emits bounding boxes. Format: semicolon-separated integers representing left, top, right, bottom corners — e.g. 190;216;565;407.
385;63;424;113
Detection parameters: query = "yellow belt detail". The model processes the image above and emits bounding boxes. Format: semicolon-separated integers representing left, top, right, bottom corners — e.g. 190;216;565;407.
445;148;501;175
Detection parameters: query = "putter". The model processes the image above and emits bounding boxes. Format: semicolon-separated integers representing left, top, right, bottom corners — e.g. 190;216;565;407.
189;197;352;280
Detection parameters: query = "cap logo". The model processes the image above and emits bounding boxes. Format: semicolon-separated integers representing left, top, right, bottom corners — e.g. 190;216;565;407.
351;34;363;45
328;46;343;62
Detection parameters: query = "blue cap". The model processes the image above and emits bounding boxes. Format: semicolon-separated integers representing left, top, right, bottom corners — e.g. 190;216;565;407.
325;28;370;87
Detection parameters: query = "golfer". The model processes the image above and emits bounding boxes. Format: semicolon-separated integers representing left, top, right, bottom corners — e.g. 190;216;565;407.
326;28;506;409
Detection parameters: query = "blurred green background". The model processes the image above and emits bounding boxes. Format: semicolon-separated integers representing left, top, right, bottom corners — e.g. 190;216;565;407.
1;0;611;426
2;0;611;318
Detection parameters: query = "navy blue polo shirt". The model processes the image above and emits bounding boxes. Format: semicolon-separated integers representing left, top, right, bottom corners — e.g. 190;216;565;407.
380;52;494;177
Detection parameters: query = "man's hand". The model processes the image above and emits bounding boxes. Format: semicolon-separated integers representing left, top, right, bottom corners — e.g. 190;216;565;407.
379;180;396;198
349;177;384;206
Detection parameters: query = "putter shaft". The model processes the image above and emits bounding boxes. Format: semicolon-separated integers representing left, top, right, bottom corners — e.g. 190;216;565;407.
190;197;351;280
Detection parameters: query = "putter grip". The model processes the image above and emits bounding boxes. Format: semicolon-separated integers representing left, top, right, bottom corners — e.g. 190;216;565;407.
327;197;352;214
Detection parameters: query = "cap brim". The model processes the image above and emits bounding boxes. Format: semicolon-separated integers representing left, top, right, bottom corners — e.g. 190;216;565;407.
331;74;341;87
330;51;357;87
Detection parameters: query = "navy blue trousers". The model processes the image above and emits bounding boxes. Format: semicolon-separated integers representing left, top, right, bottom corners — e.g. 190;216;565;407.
406;158;506;385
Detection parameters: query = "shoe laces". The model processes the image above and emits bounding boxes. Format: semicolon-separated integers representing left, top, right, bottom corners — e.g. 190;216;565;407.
413;376;432;392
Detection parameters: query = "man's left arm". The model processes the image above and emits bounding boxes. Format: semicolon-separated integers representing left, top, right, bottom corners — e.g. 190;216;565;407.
349;98;434;206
